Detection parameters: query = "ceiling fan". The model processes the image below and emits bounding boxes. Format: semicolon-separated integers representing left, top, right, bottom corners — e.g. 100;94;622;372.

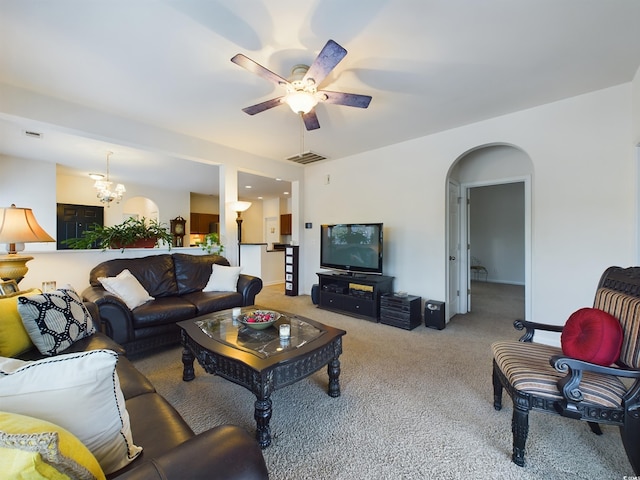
231;39;372;131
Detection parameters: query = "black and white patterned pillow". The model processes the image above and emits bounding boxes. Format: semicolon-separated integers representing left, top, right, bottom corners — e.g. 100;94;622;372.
17;288;96;356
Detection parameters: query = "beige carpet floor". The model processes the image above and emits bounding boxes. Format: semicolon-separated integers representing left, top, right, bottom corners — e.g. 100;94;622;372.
132;282;632;479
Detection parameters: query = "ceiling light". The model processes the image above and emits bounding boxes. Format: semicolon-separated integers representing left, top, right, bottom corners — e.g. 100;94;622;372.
284;90;318;114
92;151;126;206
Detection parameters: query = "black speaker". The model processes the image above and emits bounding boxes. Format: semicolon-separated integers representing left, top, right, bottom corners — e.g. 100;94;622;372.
311;284;319;305
424;300;445;330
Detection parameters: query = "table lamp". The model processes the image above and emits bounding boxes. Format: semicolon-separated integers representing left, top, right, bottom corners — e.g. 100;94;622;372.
0;204;55;284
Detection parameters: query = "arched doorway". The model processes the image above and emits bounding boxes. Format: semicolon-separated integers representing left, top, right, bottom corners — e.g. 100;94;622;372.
447;144;533;320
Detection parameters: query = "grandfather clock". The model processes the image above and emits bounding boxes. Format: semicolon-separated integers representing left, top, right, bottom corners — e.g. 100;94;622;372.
170;216;186;247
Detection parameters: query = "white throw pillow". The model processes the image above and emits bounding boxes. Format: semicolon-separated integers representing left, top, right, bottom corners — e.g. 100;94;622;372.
203;264;242;292
17;287;96;356
98;269;154;310
0;349;142;475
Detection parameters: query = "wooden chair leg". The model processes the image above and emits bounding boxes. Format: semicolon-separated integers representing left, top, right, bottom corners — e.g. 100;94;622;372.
587;421;603;435
511;403;529;467
621;413;640;474
492;362;503;410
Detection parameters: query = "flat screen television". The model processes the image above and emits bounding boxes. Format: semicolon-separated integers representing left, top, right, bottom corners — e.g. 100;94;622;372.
320;223;383;275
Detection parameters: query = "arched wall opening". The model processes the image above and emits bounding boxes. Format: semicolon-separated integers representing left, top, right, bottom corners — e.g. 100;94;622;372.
446;143;533;321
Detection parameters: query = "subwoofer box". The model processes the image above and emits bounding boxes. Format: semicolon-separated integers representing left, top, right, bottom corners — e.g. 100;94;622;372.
424;300;445;330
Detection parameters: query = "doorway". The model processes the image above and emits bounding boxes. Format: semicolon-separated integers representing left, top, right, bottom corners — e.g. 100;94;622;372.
447;144;532;321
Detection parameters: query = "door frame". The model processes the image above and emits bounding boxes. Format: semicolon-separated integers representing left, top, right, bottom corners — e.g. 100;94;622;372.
458;175;532;320
447;180;461;319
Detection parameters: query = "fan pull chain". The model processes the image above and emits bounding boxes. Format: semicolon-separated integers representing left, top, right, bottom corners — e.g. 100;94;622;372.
299;114;305;157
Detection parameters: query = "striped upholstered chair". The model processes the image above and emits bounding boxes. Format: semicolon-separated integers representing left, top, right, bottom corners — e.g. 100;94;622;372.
491;266;640;473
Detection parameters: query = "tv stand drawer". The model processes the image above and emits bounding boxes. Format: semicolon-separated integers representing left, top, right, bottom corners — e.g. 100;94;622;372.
321;292;376;318
316;272;394;322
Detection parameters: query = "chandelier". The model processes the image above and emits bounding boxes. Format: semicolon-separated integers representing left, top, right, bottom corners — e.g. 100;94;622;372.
90;151;125;206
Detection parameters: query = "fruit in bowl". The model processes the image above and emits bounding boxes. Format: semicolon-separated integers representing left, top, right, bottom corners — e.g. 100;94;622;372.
237;310;281;330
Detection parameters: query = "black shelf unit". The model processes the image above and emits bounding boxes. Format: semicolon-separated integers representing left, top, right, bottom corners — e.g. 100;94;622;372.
316;272;393;322
380;294;422;330
285;246;299;296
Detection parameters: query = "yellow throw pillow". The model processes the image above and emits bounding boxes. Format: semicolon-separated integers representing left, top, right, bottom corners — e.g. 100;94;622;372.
0;411;106;480
0;288;41;357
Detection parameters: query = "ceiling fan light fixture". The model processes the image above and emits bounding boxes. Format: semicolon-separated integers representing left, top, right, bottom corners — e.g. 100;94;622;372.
284;90;318;114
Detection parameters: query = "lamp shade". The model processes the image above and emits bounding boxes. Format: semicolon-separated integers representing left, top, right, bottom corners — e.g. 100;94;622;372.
0;205;54;283
228;201;252;213
0;205;55;247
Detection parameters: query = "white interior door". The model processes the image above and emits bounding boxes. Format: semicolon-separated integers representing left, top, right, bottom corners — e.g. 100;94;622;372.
448;180;461;318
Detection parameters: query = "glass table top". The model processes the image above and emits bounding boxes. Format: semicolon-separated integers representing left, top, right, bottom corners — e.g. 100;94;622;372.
195;310;325;359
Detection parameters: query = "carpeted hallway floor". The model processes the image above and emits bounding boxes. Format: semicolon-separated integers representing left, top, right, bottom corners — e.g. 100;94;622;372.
132;282;632;479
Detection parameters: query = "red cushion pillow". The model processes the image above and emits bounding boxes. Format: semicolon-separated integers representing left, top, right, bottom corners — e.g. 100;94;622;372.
561;307;623;366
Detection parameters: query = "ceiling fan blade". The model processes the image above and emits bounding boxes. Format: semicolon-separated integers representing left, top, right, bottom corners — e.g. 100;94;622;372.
241;97;285;115
303;40;347;86
231;54;290;87
320;90;372;108
302;110;320;131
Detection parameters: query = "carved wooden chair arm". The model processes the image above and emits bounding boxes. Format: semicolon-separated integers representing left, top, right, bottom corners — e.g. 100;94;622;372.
550;355;640;379
549;354;640;419
514;319;564;342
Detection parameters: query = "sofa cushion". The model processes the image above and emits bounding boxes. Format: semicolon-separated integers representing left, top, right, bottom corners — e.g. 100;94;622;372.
17;288;96;356
561;307;623;366
123;394;194;466
0;411;106;480
183;291;243;315
0;349;142;475
98;269;154;310
130;296;197;329
114;356;157;401
173;253;230;295
0;288;40;357
203;264;242;292
89;255;179;298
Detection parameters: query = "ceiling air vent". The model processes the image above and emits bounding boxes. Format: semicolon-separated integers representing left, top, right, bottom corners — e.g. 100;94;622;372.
286;151;326;165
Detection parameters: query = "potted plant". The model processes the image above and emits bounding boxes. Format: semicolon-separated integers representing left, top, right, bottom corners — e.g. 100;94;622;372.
63;217;173;251
198;232;224;254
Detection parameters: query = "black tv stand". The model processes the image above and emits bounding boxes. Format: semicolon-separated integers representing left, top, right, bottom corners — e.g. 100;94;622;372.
317;272;394;322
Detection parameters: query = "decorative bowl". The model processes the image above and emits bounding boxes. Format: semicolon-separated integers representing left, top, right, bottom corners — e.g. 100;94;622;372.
237;310;281;330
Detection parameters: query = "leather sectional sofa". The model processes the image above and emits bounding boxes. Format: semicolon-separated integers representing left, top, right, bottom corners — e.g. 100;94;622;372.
14;303;269;480
83;253;263;356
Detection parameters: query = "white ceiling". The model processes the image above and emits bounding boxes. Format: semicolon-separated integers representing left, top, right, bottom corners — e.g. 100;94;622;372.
1;0;640;198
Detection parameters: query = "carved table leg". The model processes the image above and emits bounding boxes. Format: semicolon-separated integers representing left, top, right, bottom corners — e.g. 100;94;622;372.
328;357;341;398
182;347;195;382
254;397;273;449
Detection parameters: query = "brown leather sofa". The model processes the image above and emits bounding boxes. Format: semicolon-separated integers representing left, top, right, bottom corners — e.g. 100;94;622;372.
83;253;263;356
17;303;269;480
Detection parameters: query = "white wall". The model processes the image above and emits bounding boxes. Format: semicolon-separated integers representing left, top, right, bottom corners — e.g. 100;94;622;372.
302;84;635;334
0;155;56;252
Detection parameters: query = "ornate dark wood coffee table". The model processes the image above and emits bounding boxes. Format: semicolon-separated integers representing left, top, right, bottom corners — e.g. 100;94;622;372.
178;307;346;448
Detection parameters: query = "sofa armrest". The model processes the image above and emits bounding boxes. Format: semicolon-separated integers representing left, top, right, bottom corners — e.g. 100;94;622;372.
111;425;269;480
237;274;263;306
83;286;136;345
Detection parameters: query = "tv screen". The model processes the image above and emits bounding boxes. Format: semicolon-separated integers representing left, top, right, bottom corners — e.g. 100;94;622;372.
320;223;383;275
